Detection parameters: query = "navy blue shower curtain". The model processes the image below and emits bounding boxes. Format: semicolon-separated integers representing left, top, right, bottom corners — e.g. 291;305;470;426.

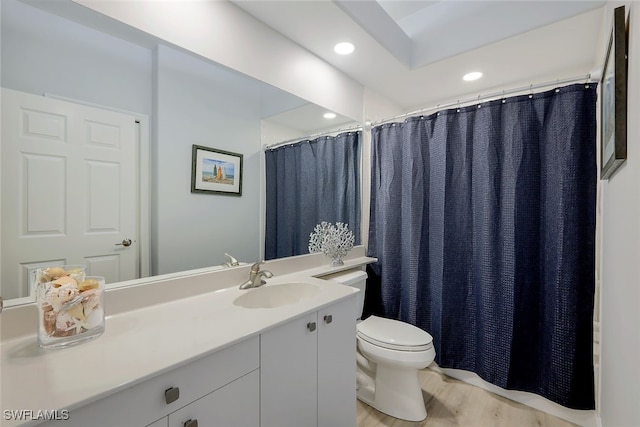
367;84;596;409
265;131;361;260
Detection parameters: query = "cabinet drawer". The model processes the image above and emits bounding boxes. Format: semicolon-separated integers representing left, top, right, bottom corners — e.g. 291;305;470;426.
168;369;259;427
140;336;259;417
39;336;259;427
146;418;168;427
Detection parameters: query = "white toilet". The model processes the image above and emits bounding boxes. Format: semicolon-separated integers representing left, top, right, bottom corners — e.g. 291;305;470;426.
324;269;436;422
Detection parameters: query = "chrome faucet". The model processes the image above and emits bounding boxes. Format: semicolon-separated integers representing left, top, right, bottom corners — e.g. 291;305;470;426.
239;261;273;289
222;253;240;268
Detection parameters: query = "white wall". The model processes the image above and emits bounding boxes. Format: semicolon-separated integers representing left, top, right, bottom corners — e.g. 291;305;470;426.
153;45;262;274
0;0;151;115
73;0;365;123
599;2;640;426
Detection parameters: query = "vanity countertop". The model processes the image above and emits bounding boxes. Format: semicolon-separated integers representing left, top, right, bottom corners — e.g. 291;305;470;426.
0;259;373;427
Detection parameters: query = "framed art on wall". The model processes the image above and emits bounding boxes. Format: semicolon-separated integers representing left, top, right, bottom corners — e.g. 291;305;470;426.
600;5;627;180
191;145;243;196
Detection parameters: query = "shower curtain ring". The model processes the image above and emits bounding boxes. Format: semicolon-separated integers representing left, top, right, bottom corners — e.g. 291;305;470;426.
529;84;533;99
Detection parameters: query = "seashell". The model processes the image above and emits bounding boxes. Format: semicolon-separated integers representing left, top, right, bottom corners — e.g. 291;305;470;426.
66;302;85;320
82;292;100;314
81;288;99;298
78;279;99;292
45;284;80;310
52;276;77;288
43;311;57;336
65;267;85;281
45;267;66;280
38;272;52;284
83;307;104;330
55;311;76;331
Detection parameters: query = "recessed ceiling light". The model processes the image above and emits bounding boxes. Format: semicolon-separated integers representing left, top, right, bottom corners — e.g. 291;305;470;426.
463;71;483;81
324;112;337;119
334;42;355;55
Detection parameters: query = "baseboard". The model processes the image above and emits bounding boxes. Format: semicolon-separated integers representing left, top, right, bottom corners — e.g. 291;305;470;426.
431;365;598;427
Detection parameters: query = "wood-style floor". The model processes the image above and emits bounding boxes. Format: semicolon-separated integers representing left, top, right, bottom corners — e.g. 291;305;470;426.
356;368;578;427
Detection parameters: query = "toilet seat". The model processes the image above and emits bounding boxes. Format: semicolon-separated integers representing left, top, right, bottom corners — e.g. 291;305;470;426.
356;316;433;352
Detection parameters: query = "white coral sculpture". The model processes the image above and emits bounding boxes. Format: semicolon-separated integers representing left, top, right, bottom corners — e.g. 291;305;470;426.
308;221;355;266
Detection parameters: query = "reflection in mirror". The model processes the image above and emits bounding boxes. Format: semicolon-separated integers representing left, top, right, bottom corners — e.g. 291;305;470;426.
261;102;359;149
0;0;360;305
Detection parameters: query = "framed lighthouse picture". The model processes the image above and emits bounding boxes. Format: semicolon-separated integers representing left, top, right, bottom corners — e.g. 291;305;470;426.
191;145;243;196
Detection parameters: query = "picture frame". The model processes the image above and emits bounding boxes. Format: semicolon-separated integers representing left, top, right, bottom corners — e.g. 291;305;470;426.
600;5;627;180
191;145;243;196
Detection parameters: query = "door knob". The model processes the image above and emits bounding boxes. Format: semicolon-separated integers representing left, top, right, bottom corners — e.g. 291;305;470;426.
115;238;132;247
324;314;333;324
307;322;316;332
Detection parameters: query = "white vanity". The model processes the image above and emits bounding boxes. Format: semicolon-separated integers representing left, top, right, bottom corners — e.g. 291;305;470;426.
0;249;375;427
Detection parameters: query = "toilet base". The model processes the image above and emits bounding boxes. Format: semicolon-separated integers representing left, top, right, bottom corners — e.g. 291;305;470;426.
357;363;427;422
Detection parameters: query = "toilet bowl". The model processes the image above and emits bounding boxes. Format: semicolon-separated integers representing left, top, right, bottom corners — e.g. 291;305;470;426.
322;269;436;422
356;315;435;421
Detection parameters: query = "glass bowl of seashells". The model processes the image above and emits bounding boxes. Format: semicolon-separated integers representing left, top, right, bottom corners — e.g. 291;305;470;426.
35;266;105;349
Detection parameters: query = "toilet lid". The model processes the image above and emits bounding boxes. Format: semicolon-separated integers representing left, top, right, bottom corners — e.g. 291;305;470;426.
356;315;433;351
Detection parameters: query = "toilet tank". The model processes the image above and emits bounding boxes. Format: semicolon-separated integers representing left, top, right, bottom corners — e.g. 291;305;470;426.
321;269;367;319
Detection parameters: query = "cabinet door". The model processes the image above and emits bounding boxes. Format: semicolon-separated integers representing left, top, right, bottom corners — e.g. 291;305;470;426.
318;296;357;427
146;418;168;427
260;312;318;427
168;370;259;427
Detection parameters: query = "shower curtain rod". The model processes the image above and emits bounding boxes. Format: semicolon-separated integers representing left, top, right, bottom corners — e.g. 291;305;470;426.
372;73;594;126
264;124;363;151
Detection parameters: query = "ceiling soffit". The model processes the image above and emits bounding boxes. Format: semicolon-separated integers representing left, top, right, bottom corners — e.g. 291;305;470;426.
337;0;606;69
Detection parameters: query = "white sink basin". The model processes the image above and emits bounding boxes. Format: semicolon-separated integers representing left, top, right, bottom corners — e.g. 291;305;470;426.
233;282;322;309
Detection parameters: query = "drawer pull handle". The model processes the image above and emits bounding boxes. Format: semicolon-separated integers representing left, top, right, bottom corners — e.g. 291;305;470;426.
165;386;180;404
307;321;316;332
184;419;198;427
324;314;333;324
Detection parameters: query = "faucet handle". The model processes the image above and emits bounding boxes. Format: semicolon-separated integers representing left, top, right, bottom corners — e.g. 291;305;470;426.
224;253;239;266
250;260;264;272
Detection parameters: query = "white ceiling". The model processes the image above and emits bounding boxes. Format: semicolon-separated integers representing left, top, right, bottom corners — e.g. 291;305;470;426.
234;0;606;117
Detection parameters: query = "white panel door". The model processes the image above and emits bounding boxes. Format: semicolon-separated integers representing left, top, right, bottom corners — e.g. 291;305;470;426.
1;88;139;298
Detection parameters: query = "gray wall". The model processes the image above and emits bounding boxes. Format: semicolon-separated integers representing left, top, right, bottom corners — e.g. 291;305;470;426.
153;45;261;274
1;0;262;276
600;3;640;425
1;0;151;115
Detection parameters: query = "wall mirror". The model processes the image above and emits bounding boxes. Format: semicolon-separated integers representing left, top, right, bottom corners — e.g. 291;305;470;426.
0;0;359;305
